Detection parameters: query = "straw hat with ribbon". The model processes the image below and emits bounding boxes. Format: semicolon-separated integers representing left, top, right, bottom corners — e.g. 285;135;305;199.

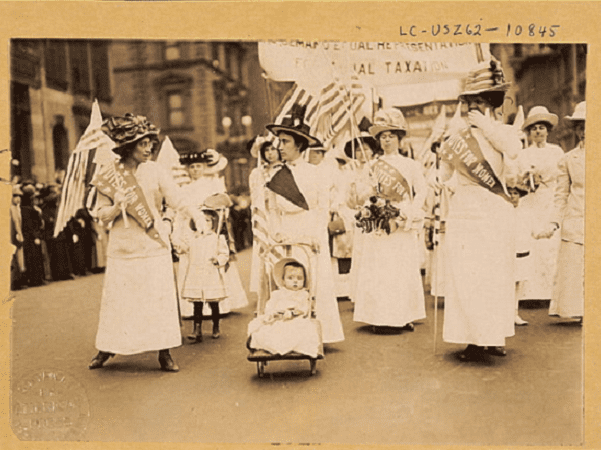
459;58;511;99
265;104;319;147
273;257;310;289
101;113;160;156
368;108;408;139
565;101;586;121
522;106;559;131
180;149;228;175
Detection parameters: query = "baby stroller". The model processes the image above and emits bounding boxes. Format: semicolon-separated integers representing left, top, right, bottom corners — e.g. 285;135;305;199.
247;241;324;377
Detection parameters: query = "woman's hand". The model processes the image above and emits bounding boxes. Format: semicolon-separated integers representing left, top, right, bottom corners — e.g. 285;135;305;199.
533;222;559;239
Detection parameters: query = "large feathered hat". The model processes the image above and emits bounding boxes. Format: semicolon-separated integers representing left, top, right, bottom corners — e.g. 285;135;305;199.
459;58;511;98
266;104;319;147
102;113;160;155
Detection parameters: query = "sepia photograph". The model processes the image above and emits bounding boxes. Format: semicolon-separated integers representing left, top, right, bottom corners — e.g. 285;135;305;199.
2;2;596;448
7;37;585;446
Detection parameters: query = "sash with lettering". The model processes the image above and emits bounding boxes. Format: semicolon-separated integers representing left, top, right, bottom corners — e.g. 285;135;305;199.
371;158;412;202
91;161;168;248
441;128;511;203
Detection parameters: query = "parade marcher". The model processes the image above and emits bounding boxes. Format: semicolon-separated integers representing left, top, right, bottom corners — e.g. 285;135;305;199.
352;108;427;331
517;106;565;303
345;129;380;302
89;114;203;372
509;186;534;326
440;59;521;361
174;148;249;319
20;184;46;287
10;185;25;290
536;101;585;322
265;105;345;344
180;208;230;342
248;136;283;300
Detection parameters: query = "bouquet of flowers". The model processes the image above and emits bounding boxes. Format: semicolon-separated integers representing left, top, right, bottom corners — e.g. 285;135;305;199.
355;196;401;234
514;166;543;196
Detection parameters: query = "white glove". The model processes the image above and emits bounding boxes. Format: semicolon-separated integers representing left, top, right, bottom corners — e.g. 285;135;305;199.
467;109;493;134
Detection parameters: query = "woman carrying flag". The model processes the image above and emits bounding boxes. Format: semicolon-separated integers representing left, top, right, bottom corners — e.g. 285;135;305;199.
351;109;427;332
264;106;345;344
88;114;203;372
440;59;522;361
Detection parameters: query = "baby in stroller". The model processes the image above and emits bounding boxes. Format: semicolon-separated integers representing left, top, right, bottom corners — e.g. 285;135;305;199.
247;258;321;358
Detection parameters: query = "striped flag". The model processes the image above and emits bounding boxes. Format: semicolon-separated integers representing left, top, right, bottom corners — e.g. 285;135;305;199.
54;100;114;237
156;136;191;187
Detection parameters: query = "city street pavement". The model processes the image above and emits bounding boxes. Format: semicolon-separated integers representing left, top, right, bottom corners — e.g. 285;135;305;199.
10;248;582;446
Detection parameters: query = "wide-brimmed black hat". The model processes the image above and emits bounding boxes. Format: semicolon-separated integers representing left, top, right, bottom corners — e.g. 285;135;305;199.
180;149;228;174
265;104;318;147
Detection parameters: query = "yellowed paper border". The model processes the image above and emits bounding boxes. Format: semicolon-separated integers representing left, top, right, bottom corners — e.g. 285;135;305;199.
1;1;598;449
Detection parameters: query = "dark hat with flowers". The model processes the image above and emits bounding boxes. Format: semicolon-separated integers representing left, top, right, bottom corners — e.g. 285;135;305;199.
102;113;160;155
265;104;318;147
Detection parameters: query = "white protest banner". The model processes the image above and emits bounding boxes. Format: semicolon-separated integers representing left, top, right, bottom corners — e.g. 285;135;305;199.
259;41;490;106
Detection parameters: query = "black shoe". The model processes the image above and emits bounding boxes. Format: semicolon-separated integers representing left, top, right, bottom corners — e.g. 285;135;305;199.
187;324;202;343
212;323;220;339
485;346;507;357
88;351;114;369
402;323;415;332
457;345;487;362
158;351;179;372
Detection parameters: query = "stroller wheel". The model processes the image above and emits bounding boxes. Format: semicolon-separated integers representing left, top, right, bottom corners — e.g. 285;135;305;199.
257;361;265;378
310;359;317;376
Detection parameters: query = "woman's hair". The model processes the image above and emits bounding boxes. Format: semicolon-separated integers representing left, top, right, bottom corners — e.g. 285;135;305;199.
259;141;281;164
189;209;220;233
479;91;506;109
283;261;307;288
115;136;158;160
290;133;309;152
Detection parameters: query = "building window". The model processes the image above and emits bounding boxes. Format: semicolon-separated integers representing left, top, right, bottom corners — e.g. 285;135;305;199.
167;92;185;128
11;81;33;179
52;117;69;172
164;41;181;61
45;40;68;91
211;42;220;64
91;41;111;101
214;79;226;134
69;40;91;96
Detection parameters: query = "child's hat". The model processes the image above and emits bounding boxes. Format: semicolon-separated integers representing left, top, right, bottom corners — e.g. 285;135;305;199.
273;257;310;289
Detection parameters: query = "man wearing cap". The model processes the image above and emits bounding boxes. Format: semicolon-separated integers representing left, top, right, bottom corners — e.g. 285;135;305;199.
536;101;585;322
511;106;565;325
440;58;522;361
265;106;345;344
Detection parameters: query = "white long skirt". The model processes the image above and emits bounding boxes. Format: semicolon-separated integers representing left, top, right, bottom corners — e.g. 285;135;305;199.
95;253;182;355
549;241;584;318
353;229;426;327
443;185;515;347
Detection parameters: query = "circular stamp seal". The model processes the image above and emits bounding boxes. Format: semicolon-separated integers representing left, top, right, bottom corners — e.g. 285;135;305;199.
11;369;90;441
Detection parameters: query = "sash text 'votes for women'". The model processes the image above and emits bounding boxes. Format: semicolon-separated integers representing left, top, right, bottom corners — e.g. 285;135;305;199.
441;129;510;202
371;159;412;202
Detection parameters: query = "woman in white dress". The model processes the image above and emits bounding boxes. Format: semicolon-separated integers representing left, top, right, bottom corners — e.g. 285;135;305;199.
264;107;345;344
174;149;249;319
89;114;203;372
352;109;427;331
537;101;585;322
517;106;565;303
441;60;521;361
248;136;282;302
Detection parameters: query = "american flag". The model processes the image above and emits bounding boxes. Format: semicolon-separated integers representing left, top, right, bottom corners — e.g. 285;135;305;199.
54;100;115;237
272;78;369;147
